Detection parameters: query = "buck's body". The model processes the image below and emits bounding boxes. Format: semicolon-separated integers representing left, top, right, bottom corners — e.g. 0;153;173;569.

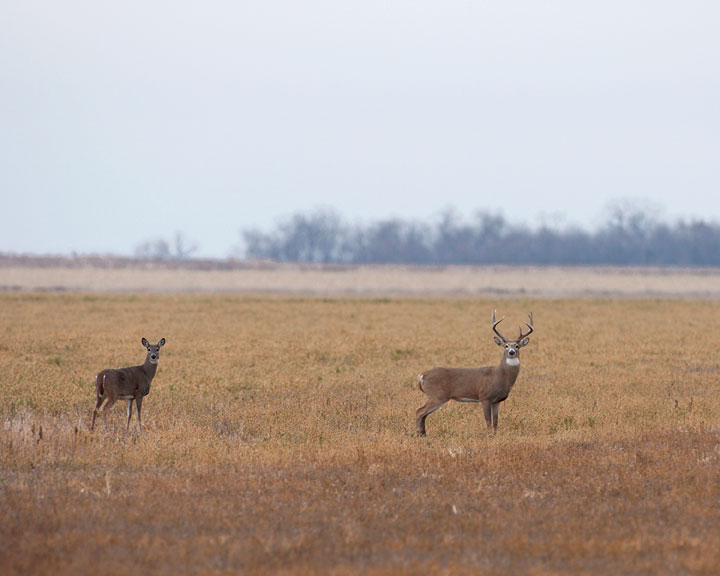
420;362;520;405
91;338;165;432
415;312;532;436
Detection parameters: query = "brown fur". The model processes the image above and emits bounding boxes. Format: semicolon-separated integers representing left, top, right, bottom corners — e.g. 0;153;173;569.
90;338;165;432
415;313;532;436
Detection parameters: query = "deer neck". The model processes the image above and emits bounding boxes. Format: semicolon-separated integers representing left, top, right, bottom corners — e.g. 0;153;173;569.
499;353;520;371
142;357;158;380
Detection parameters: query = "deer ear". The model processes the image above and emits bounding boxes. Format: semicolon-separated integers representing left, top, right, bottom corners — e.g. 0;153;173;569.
518;337;530;348
158;338;166;348
141;337;149;348
493;336;504;346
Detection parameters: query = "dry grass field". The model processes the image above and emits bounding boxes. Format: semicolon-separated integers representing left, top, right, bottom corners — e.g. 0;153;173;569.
2;293;720;574
6;258;720;298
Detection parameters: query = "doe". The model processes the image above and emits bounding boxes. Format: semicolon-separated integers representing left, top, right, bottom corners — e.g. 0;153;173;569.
415;311;533;436
91;337;166;432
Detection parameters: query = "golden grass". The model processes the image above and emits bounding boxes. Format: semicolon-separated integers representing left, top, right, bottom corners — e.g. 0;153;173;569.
1;294;720;574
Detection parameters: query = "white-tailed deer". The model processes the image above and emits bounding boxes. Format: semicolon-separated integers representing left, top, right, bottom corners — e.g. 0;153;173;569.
91;338;166;432
415;311;533;436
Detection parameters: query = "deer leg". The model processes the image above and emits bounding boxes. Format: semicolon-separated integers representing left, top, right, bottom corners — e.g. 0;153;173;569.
91;396;105;431
482;402;493;432
491;403;500;433
135;396;143;432
126;399;133;430
416;398;447;436
102;398;118;430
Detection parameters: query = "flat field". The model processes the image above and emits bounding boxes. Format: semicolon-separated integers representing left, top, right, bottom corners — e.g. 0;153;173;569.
6;259;720;298
1;294;720;574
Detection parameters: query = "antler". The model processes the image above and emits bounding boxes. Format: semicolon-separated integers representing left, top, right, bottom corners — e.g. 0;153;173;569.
492;310;508;343
519;312;534;339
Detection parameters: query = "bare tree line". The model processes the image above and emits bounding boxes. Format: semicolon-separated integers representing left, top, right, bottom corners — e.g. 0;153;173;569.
134;232;198;261
240;206;720;266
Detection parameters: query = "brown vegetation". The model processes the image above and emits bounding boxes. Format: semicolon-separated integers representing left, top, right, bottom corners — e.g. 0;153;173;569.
5;257;720;298
1;294;720;574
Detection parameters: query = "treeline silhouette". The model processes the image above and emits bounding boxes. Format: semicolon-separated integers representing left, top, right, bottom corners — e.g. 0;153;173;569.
241;206;720;266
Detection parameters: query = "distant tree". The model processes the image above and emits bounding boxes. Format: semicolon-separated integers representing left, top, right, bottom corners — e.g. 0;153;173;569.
135;239;172;261
243;208;349;262
433;209;478;263
135;232;198;261
354;219;431;263
171;232;199;260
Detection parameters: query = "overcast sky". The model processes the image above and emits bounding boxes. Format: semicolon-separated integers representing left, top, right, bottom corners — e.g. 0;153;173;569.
1;1;718;257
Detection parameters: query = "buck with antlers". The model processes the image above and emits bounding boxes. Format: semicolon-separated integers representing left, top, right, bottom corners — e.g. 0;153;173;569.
415;311;533;436
91;338;166;432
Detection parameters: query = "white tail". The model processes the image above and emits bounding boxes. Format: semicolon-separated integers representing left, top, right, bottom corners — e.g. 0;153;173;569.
415;312;533;436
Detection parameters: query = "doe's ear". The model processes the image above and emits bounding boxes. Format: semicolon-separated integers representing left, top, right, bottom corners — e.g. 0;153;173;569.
158;338;166;348
493;336;504;346
141;337;149;348
518;337;530;348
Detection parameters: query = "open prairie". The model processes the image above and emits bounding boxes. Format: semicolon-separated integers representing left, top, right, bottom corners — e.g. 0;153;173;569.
5;257;720;298
2;293;720;574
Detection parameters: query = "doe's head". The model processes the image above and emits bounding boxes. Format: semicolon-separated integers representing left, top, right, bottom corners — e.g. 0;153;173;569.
491;311;533;357
142;337;166;364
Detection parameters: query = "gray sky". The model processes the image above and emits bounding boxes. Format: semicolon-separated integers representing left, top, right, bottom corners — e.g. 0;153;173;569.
1;1;718;258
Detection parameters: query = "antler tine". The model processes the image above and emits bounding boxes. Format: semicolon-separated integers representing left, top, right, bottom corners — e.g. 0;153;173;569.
492;309;508;342
519;312;534;339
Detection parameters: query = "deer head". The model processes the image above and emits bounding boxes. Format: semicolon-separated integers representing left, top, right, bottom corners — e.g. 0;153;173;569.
141;337;166;365
492;310;533;361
